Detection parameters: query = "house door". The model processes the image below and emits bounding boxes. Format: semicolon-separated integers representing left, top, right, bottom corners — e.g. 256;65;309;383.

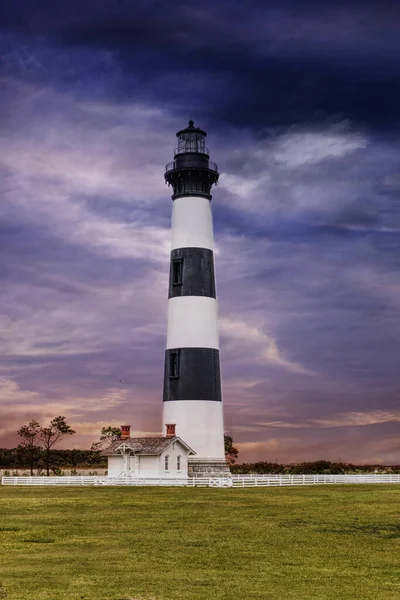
128;454;135;475
122;452;129;474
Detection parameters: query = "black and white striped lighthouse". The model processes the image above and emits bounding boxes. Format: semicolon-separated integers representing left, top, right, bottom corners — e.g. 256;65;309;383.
163;120;229;477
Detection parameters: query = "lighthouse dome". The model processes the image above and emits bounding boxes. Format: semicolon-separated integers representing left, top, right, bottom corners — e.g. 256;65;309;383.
175;120;208;156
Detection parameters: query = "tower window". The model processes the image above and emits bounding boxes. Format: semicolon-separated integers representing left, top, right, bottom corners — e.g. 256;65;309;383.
165;455;169;471
169;350;180;379
177;455;181;471
172;258;183;285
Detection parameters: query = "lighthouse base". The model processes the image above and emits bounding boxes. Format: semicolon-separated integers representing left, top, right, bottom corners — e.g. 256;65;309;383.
187;457;231;478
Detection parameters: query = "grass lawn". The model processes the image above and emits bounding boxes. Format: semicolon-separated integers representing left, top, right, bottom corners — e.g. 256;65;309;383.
0;485;399;600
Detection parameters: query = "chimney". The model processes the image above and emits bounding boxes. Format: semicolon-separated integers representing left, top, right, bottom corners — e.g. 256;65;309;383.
165;423;176;438
120;425;131;440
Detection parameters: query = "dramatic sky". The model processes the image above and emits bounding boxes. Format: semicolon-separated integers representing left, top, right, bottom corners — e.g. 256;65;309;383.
1;0;399;463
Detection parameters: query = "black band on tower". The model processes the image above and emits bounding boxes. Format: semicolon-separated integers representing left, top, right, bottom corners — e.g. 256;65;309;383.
169;247;216;299
163;348;222;402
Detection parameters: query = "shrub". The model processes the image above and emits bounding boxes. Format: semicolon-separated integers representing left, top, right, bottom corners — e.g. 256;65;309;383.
51;468;65;476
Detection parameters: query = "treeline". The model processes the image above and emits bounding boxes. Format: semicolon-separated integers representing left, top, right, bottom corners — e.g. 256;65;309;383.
3;451;397;474
0;448;107;472
230;460;400;475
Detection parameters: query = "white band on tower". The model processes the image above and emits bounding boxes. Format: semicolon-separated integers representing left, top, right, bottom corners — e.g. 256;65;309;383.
166;296;219;350
171;196;214;251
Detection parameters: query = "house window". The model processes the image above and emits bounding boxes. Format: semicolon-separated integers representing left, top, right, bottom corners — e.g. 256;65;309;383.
169;350;180;379
172;258;183;286
177;455;181;471
165;455;169;471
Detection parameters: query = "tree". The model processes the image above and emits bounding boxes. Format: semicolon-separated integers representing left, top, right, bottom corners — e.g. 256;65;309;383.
90;426;121;451
224;435;239;465
17;420;42;475
38;416;75;476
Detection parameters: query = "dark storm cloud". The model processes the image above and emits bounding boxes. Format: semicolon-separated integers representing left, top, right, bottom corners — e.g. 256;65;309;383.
2;0;400;130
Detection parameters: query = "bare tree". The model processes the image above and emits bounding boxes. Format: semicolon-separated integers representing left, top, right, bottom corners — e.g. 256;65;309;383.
17;420;42;475
38;416;75;476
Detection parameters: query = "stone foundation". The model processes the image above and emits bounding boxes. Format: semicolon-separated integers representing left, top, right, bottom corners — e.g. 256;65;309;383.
188;458;231;478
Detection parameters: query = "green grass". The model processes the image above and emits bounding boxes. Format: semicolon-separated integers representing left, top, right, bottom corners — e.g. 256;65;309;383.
0;485;399;600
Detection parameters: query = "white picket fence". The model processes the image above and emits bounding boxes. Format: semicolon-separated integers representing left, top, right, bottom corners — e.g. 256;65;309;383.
230;473;400;486
2;473;400;487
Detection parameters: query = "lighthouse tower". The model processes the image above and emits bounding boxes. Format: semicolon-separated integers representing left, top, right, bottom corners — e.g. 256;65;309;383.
163;120;230;477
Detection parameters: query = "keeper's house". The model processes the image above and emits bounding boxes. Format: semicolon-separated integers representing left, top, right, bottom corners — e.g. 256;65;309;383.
103;424;195;479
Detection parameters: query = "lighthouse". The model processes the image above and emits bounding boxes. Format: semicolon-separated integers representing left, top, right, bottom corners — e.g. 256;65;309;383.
163;120;230;477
